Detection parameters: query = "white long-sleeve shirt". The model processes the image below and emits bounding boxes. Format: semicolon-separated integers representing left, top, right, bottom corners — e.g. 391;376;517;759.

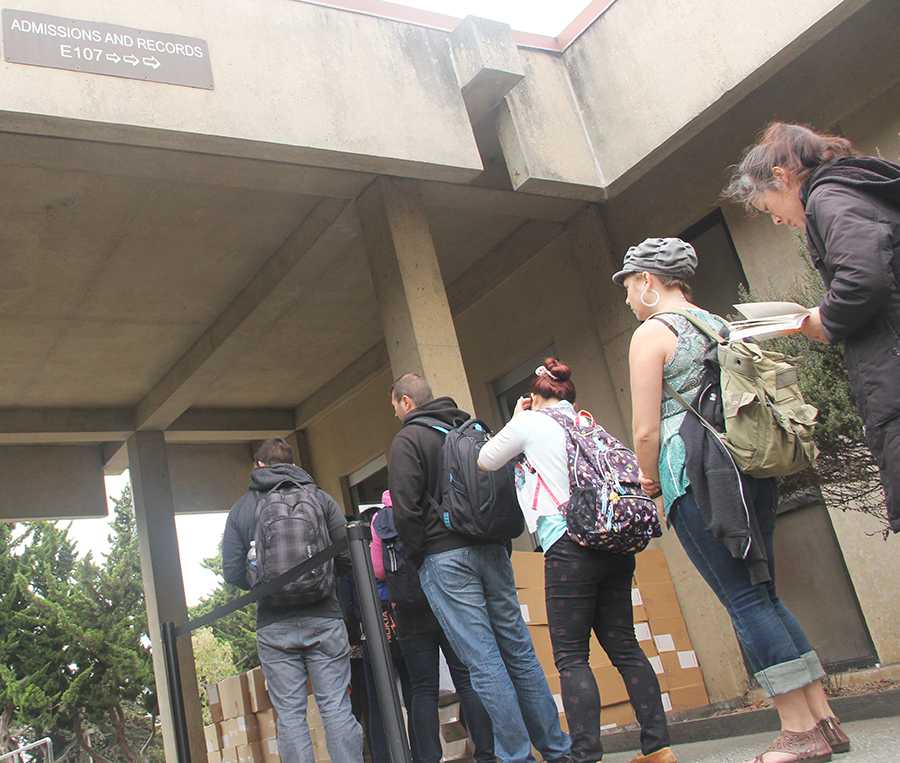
478;401;576;534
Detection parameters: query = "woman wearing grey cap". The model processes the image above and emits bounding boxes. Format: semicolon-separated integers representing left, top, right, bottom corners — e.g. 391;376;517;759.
615;238;838;763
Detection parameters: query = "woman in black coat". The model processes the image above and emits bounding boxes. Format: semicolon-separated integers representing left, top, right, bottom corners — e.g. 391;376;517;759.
725;122;900;537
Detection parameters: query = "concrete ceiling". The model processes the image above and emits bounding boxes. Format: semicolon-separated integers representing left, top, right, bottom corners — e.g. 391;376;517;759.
0;134;576;425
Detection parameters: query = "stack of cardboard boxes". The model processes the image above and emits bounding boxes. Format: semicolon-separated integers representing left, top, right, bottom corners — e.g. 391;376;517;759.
511;547;709;734
204;667;327;763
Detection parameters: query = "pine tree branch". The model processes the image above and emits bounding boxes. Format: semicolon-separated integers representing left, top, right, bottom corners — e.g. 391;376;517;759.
109;704;140;763
74;715;115;763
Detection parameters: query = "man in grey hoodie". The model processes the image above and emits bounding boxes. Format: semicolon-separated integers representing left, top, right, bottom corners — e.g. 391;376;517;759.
222;438;362;763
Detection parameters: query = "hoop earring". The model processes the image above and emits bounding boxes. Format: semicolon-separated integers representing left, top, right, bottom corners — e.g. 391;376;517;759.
640;287;661;308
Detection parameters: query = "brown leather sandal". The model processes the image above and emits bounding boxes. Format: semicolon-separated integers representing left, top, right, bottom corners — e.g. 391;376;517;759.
629;746;678;763
750;727;832;762
817;717;851;754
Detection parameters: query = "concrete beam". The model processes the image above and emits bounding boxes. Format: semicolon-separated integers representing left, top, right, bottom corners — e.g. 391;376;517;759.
134;198;351;432
418;180;584;222
0;445;107;521
165;408;295;443
451;16;525;124
0;408;133;444
447;220;566;315
0;133;374;199
294;342;390;429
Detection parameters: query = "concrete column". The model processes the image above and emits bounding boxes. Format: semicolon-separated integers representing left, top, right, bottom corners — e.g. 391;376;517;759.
358;177;474;411
127;431;205;763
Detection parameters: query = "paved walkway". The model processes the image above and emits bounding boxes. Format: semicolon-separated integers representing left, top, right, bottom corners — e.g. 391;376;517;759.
604;715;899;762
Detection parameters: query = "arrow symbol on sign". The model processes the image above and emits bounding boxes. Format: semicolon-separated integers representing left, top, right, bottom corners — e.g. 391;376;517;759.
106;53;121;63
123;54;139;66
142;56;161;70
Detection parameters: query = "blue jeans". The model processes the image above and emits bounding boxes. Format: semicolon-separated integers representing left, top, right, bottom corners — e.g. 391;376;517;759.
419;545;571;763
671;487;825;696
257;615;364;763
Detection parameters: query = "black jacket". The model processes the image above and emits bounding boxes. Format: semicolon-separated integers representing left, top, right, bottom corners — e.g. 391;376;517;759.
678;361;775;585
221;464;351;628
802;156;900;430
388;396;487;566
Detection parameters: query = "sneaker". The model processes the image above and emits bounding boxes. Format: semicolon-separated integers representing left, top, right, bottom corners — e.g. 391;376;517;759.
630;747;678;763
817;717;851;754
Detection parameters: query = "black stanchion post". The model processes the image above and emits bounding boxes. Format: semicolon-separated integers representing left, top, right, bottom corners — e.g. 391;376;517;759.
346;522;412;763
161;621;192;763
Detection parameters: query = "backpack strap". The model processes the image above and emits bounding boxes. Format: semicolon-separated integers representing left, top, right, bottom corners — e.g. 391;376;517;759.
653;309;728;344
406;416;461;436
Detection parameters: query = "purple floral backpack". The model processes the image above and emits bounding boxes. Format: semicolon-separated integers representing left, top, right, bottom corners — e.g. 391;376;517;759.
540;408;662;554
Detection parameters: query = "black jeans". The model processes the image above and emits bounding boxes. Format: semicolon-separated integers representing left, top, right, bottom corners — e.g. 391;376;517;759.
398;628;494;763
545;537;670;761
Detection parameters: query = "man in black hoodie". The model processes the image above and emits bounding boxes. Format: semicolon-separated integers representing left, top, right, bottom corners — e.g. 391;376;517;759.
222;438;363;763
388;374;570;763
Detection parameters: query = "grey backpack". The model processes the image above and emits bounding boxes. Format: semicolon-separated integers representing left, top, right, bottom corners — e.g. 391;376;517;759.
249;482;334;607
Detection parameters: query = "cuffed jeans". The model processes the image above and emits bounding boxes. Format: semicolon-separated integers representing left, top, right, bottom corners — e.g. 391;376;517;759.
398;628;494;763
671;487;825;696
257;615;364;763
545;537;670;761
419;544;571;763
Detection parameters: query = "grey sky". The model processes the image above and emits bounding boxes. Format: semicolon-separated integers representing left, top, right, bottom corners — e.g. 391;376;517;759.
395;0;591;35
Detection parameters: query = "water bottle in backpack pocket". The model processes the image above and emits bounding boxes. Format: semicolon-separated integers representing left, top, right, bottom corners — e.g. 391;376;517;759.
251;482;334;607
372;506;427;608
409;416;525;541
539;408;661;554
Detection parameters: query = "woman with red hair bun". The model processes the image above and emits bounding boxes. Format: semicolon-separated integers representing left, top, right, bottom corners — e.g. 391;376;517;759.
478;358;676;763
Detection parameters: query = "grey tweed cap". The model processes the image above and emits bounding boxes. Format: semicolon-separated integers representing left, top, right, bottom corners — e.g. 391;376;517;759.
612;237;698;285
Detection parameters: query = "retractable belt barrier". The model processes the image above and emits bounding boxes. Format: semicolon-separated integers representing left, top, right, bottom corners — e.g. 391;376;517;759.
160;521;412;763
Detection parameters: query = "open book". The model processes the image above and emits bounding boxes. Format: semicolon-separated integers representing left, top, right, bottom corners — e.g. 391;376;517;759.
728;301;811;341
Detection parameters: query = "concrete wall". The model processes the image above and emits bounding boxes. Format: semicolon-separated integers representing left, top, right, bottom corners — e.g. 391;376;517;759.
0;444;107;520
563;0;868;192
304;368;399;509
0;0;482;181
168;442;252;514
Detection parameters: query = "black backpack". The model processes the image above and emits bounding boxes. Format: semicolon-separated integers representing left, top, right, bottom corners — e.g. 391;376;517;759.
249;482;334;607
410;416;525;541
372;507;427;608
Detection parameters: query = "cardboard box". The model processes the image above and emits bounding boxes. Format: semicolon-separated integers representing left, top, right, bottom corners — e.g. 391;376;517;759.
221;749;239;763
601;701;636;728
208;752;224;763
441;738;474;762
260;738;280;763
206;684;225;724
222;716;260;749
255;708;278;740
545;666;628;708
511;551;544;590
517;587;548;625
528;625;556;671
236;743;265;763
204;723;224;753
659;651;703;690
246;667;272;714
219;674;253;720
640;581;682;621
669;683;710;711
306;697;322;730
635;548;669;585
649;617;692;653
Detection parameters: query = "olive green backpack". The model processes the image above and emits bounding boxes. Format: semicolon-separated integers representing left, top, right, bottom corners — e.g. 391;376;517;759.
661;309;818;478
